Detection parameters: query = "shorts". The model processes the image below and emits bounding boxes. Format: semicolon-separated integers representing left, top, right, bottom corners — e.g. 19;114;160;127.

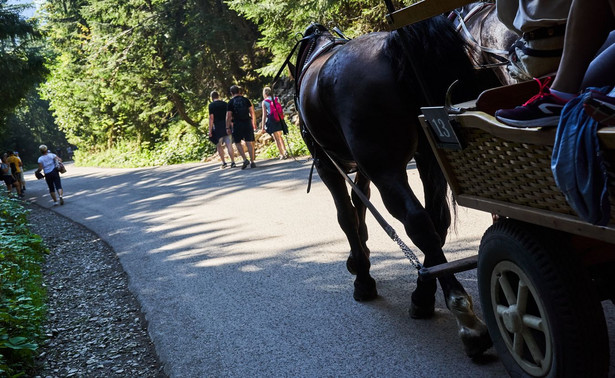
232;120;255;142
2;175;15;186
212;123;229;141
265;119;284;135
217;134;232;146
14;171;24;183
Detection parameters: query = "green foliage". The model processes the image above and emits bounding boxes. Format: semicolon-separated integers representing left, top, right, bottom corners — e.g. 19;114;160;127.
0;196;48;376
0;88;69;167
257;122;308;159
41;0;268;155
226;0;395;77
74;120;216;167
0;2;48;126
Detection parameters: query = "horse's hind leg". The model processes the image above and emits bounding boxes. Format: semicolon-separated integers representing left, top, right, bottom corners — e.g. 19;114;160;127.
346;171;371;275
415;142;491;357
315;161;376;301
369;170;491;357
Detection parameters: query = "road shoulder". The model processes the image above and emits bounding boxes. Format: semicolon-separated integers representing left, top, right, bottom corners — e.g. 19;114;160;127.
26;203;166;377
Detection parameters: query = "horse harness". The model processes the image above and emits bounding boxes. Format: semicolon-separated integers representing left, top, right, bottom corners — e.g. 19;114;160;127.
296;37;348;94
448;2;509;69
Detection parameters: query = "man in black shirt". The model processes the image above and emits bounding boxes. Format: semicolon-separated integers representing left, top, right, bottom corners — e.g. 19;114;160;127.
226;85;257;169
209;91;236;168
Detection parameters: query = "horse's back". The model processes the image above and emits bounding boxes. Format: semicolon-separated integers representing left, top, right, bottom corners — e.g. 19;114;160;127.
300;32;416;160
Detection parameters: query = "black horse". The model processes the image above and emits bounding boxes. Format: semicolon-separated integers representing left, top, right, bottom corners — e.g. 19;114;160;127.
294;16;494;357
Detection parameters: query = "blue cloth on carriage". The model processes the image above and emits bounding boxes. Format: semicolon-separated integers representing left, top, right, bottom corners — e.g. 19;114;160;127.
551;86;611;226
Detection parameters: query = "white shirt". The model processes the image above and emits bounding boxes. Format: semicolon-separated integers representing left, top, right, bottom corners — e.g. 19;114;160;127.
38;153;58;174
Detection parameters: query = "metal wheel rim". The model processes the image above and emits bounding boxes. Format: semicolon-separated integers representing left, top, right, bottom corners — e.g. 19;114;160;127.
490;260;553;376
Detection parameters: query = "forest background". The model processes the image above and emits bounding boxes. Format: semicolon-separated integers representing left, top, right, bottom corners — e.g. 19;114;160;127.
1;0;410;168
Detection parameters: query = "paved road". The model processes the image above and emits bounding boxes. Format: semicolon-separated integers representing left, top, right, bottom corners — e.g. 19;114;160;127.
24;159;615;377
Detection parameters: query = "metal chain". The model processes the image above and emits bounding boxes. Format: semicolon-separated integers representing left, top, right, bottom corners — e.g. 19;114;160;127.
389;226;423;270
320;149;424;270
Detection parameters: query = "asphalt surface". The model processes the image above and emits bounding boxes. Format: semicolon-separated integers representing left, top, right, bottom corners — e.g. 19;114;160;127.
24;159;615;377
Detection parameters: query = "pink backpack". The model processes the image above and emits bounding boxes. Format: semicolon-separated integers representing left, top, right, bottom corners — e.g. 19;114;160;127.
265;97;284;122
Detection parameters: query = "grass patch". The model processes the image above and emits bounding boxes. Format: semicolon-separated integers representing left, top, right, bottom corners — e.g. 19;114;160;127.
74;130;217;168
74;121;309;168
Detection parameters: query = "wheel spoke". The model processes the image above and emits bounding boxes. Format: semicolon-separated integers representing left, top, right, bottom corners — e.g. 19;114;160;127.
496;304;509;316
522;328;545;364
513;332;524;355
498;273;517;305
523;314;544;331
516;279;529;313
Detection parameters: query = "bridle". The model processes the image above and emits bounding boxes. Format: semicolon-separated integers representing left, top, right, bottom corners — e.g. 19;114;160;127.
448;3;510;69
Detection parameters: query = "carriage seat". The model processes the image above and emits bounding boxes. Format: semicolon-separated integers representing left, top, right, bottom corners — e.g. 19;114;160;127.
419;86;615;243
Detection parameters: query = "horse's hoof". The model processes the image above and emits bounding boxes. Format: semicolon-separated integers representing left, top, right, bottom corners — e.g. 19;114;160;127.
353;277;377;301
445;293;493;357
409;301;435;319
410;291;435;319
346;255;357;275
460;323;493;358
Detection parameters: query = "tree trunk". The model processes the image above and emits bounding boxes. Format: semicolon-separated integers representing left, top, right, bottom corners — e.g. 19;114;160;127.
169;92;200;127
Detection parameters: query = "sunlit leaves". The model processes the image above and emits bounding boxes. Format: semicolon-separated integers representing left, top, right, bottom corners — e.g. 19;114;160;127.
42;0;265;153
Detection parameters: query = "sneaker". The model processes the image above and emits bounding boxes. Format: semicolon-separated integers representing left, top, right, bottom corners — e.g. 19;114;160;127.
495;77;569;127
583;90;615;126
60;197;64;205
221;162;228;169
241;160;250;170
250;161;256;168
230;162;236;168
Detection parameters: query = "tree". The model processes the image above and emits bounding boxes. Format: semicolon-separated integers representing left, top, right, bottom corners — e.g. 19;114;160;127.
225;0;392;78
0;1;47;125
0;88;68;166
41;0;266;151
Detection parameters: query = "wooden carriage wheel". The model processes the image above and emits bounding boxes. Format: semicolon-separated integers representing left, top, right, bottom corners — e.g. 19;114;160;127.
477;219;609;377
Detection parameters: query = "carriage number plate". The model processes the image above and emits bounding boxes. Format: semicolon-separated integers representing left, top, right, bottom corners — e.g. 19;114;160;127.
421;107;462;150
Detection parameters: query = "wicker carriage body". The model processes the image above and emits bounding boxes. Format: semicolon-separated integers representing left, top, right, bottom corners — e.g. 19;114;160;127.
419;110;615;244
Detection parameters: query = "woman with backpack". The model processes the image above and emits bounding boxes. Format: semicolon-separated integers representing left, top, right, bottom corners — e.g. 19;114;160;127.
261;87;289;159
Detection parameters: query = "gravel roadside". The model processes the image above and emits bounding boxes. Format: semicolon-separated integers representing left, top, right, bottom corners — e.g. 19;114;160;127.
26;203;166;377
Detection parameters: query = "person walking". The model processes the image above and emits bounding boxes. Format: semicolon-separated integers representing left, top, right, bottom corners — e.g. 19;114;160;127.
1;153;24;198
7;151;25;192
35;144;65;205
261;87;289;159
226;85;257;169
209;91;236;168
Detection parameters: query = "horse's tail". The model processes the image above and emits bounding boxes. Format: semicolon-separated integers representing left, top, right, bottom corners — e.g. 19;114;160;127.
386;16;480;243
415;126;458;243
385;15;467;241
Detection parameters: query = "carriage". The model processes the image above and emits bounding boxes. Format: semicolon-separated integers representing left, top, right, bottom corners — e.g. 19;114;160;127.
393;0;615;376
294;0;615;376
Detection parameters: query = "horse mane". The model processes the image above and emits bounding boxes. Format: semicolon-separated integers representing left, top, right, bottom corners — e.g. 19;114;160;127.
385;16;478;104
